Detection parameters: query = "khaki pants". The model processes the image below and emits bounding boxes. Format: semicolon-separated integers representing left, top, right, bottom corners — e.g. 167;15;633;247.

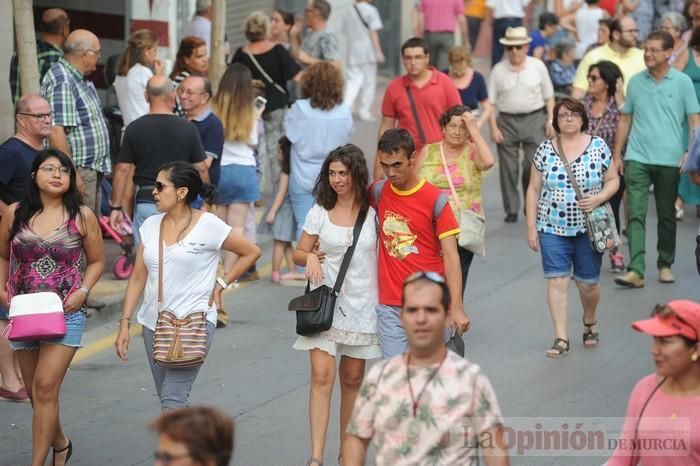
77;167;103;215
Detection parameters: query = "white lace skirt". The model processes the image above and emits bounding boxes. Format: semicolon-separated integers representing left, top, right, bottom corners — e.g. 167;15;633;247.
293;327;382;360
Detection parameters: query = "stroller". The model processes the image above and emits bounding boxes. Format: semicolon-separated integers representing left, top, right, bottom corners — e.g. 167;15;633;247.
99;179;135;280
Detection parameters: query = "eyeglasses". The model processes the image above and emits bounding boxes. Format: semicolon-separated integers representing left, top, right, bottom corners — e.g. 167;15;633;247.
445;123;468;132
622;28;640;34
177;88;206;96
506;45;523;51
404;271;446;286
154;181;175;193
644;47;665;54
587;75;601;82
85;48;102;56
18;112;53;120
652;305;699;341
153;451;190;465
38;165;71;176
557;111;582;120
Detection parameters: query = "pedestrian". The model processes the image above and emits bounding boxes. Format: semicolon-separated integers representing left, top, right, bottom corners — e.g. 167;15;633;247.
571;16;645;98
489;26;555;224
285;62;353;240
465;0;488;50
631;0;654;41
151;406;235;466
550;39;577;95
265;136;303;282
231;11;301;200
42;29;111;216
344;272;509;466
113;29;164;128
270;8;295;47
290;0;341;68
342;0;386;123
9;8;69;105
613;30;700;288
415;0;468;69
607;300;700;465
0;148;105;466
582;60;626;273
372;128;469;359
526;97;619;357
114;162;260;411
292;144;381;466
374;37;461;179
185;0;214;57
416;105;496;296
170;36;209;116
661;12;689;68
575;0;608;59
445;46;492;128
486;0;529;66
528;12;559;60
109;75;209;246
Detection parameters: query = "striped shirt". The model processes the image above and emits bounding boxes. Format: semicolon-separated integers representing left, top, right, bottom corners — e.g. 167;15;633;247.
9;40;63;105
41;58;111;174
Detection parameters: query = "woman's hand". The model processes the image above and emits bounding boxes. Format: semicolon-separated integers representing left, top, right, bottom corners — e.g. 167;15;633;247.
578;193;602;213
265;210;276;225
115;323;131;361
305;254;324;285
213;283;225;311
63;290;87;313
545;121;556;139
462;112;478;136
614;77;625;108
527;227;540;252
490;126;504;144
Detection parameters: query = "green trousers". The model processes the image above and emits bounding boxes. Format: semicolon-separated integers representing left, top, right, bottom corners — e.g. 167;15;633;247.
625;161;680;278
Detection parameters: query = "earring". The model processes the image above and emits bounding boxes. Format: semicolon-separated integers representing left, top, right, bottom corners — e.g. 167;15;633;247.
692;353;698;362
177;197;182;202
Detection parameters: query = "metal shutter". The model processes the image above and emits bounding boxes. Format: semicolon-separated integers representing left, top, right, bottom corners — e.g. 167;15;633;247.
226;0;275;52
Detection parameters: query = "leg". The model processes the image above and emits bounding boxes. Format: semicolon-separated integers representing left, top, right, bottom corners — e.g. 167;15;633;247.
458;246;474;298
343;65;363;112
496;114;522;216
571;232;602;344
624;161;652;278
651;165;680;271
218;203;249;274
375;304;407;358
546;276;571;351
308;348;337;462
492;19;505;66
337;355;366;461
142;326;166;399
260;110;286;199
357;63;377;120
576;281;600;340
284;243;296;273
0;319;23;393
467;16;482;49
521;112;547;214
271;240;284;274
244;203;258;244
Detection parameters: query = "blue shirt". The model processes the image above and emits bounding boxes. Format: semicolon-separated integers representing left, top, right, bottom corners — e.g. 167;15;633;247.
192;109;224;185
443;69;488;110
284;99;353;192
0;137;38;205
550;61;576;87
528;30;548;57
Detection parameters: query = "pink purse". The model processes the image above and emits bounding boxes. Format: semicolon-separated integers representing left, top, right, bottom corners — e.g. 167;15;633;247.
2;292;66;342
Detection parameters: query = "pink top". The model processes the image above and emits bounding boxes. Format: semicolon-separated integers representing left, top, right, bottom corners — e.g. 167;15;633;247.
608;374;700;466
419;0;464;32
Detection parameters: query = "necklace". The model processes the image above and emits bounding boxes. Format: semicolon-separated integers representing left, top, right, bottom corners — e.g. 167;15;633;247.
406;349;448;417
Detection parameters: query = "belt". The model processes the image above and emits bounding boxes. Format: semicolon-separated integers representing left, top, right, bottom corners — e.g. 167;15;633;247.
499;107;544;117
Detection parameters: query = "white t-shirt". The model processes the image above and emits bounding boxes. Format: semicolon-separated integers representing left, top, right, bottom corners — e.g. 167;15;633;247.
220;120;258;167
486;0;529;18
113;63;152;127
575;6;605;58
186;16;211;56
342;2;383;66
136;212;232;330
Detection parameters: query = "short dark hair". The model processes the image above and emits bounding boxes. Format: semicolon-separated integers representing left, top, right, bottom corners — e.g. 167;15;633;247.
588;60;623;99
278;136;291;175
539;12;559;30
402;276;450;312
609;17;623;36
439;105;471;128
39;13;68;34
690;25;700;51
377;128;415;159
646;29;675;50
311;0;331;21
553;97;589;133
401;37;430;56
159;161;216;204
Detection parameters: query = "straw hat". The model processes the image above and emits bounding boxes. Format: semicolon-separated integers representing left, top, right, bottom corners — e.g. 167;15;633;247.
498;26;533;46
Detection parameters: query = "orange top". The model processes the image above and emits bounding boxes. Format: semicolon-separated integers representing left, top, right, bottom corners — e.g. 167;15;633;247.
465;0;487;19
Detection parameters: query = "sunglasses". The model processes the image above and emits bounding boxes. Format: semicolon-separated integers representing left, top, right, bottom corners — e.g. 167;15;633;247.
652;304;699;341
506;45;523;51
405;271;446;286
154;181;175;193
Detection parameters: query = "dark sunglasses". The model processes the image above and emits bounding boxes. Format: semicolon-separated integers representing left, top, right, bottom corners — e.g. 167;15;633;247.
154;181;175;193
506;45;523;51
587;75;601;82
652;304;699;341
405;271;446;286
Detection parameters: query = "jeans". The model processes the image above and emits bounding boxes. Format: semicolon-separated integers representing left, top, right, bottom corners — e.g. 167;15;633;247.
289;178;315;240
538;232;603;284
133;202;160;247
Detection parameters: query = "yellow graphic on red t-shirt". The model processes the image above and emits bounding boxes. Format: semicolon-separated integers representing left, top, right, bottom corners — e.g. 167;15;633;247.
382;210;418;259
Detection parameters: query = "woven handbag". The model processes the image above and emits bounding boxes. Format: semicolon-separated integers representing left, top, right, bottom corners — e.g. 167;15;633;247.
152;217;208;369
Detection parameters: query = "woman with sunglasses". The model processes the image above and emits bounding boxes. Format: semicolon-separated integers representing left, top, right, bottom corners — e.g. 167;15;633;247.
0;149;105;466
525;97;619;358
608;300;700;465
115;162;260;411
292;145;380;466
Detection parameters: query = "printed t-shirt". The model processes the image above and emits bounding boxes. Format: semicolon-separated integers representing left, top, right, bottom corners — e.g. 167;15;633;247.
370;179;459;306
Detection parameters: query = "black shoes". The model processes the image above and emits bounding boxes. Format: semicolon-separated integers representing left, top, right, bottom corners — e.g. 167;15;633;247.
504;213;518;223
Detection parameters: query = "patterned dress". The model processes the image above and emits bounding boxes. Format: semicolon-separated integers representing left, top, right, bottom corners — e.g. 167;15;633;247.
9;218;85;313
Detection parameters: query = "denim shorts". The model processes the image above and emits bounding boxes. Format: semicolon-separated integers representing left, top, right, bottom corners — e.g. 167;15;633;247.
10;311;86;350
375;304;451;359
538;232;602;284
217;164;260;204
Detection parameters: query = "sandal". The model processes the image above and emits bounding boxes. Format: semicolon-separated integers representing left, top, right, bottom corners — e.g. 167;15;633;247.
546;338;570;358
53;438;72;465
583;320;599;347
306;458;323;466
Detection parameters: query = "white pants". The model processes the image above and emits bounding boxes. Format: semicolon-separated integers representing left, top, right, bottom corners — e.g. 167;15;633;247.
343;62;377;118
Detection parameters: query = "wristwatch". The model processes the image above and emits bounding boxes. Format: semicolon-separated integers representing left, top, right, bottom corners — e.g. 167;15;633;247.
109;204;122;211
78;286;90;296
216;277;230;289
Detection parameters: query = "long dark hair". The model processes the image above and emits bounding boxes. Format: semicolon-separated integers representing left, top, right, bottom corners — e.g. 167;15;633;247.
11;149;82;238
588;60;623;100
159;161;217;205
313;144;369;211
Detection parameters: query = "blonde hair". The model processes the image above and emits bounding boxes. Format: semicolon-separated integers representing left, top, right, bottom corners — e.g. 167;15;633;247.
117;29;158;76
212;63;255;142
245;11;270;42
448;45;472;68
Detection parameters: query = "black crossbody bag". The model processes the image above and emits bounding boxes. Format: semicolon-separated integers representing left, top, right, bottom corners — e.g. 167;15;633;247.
288;207;368;336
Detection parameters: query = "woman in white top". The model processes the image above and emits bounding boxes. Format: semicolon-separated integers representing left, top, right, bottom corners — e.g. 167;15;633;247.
114;162;260;410
292;145;380;466
574;0;607;59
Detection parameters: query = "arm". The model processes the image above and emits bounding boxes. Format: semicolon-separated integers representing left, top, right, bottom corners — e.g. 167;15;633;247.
0;204;16;307
560;15;578;37
612;113;632;175
109;162;133;230
469;121;496;172
266;173;289;224
64;207;105;312
370;31;385;64
544;97;555;138
578;160;620;211
413;7;424;37
289;16;304;61
477;99;492;129
526;164;543;251
457;15;469;47
343;435;370;466
48;126;72;158
115;242;148;361
374;116;395;179
213;231;262;310
292;230;323;284
194;160;210;183
413;145;430;174
620;0;639;14
0;200;9;218
532;46;545;60
440;235;469;334
674;48;689;71
482;426;511;466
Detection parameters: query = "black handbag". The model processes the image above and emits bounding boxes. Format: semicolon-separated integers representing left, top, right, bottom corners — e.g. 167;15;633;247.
288;207;368;336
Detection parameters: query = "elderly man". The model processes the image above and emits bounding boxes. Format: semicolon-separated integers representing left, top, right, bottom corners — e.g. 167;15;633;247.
489;26;555;223
9;8;69;105
41;29;110;215
109;76;208;245
613;30;700;288
290;0;341;67
344;272;509;466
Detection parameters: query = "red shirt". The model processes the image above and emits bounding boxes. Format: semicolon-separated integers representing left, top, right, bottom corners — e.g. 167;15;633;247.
599;0;617;16
381;68;461;151
370;179;460;306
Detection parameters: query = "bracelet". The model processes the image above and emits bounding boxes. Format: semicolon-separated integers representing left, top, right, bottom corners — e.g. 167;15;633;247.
78;286;90;296
216;277;230;289
118;316;131;325
109;205;122;211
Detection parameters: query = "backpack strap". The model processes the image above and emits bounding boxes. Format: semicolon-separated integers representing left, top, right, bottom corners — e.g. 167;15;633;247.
371;179;386;207
433;192;450;223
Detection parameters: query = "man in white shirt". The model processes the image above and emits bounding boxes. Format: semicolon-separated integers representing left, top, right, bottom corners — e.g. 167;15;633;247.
487;0;531;66
186;0;213;56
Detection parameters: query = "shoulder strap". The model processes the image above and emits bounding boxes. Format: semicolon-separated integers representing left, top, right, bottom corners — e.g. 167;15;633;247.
158;216;165;305
405;86;426;145
244;48;288;96
353;4;371;30
553;136;584;200
437;142;463;211
433;193;450;223
331;207;369;294
371;180;386;207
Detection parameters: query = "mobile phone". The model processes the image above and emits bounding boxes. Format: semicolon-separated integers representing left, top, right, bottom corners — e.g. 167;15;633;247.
255;96;267;110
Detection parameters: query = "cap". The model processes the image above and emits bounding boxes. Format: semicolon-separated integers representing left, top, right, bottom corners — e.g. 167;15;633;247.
632;300;700;341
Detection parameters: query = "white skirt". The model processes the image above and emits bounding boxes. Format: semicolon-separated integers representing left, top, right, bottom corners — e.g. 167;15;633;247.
293;327;382;360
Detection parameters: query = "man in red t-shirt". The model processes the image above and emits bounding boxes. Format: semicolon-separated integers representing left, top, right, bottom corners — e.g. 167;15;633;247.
371;128;470;358
374;37;461;179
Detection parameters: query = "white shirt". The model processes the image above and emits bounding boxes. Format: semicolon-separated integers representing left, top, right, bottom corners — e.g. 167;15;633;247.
575;6;605;59
220;121;258;167
486;0;529;18
342;2;383;66
113;63;152;127
186;15;211;56
136;213;232;331
489;56;554;113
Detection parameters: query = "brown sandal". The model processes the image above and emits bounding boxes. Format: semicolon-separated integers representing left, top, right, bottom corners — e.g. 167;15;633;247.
583;320;599;347
546;338;570;358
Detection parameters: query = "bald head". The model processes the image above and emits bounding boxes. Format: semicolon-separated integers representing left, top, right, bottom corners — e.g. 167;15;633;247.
146;75;175;98
40;8;68;34
64;30;99;55
16;94;50;115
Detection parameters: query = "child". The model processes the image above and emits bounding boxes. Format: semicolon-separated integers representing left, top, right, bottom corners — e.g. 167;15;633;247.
266;136;304;282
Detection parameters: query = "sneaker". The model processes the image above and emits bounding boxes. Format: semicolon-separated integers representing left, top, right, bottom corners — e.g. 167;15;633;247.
659;267;675;283
614;271;645;288
609;252;625;273
0;386;30;402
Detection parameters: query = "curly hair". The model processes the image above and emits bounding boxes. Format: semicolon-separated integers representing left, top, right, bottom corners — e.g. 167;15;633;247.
301;62;344;110
313;144;370;211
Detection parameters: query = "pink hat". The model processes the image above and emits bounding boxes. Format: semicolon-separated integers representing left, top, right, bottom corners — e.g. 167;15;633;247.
632;300;700;341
